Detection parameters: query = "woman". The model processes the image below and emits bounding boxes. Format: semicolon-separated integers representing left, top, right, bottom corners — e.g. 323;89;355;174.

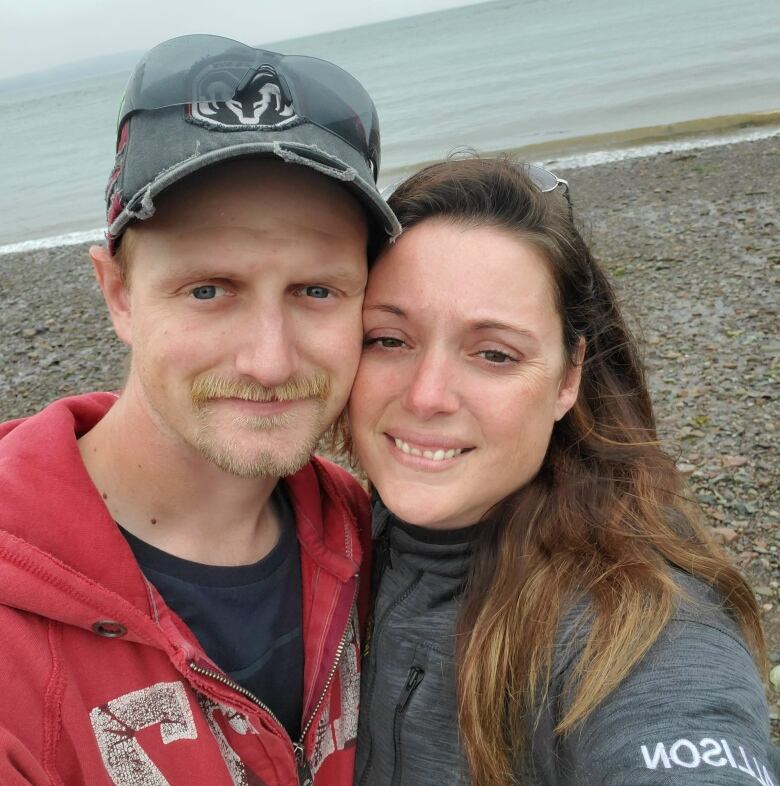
347;157;778;785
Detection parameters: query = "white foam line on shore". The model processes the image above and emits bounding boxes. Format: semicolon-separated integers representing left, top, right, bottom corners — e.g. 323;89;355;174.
4;124;779;256
0;227;104;256
538;125;780;170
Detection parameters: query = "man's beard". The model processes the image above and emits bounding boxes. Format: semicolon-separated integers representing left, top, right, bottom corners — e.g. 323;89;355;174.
190;371;332;478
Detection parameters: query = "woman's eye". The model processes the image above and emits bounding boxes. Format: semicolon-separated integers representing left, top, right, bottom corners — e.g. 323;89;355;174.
304;286;331;299
478;349;516;364
190;285;225;300
364;336;405;349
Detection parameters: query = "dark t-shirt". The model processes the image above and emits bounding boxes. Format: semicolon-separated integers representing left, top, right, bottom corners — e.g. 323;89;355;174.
119;484;303;739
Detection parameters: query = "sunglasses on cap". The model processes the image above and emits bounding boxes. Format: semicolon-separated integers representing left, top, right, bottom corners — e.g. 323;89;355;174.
382;163;570;202
117;34;382;180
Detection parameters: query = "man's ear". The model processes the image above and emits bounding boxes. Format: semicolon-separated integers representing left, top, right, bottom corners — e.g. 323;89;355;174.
554;336;585;421
90;245;132;347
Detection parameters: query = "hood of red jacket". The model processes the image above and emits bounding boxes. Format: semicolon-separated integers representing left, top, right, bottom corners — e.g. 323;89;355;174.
0;393;362;650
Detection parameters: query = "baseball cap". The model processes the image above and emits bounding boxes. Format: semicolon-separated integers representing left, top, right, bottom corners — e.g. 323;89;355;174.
105;34;401;252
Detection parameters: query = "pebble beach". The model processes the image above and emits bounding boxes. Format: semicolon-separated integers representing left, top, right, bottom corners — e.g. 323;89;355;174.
1;134;778;733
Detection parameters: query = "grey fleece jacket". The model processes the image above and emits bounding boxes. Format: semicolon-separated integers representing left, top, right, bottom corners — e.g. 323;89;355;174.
356;502;779;786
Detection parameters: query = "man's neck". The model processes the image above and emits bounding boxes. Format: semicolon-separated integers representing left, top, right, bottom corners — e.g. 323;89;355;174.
78;390;283;566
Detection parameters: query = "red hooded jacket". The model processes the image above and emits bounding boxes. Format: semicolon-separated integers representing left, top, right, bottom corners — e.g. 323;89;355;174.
0;393;371;786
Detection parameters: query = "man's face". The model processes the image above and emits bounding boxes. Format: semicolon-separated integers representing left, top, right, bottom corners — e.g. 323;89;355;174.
110;160;368;477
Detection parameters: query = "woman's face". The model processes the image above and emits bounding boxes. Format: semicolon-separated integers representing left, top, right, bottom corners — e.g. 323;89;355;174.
348;218;582;529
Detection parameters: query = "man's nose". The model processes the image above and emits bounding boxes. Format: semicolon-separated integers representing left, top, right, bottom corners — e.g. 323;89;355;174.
401;350;460;420
233;305;299;388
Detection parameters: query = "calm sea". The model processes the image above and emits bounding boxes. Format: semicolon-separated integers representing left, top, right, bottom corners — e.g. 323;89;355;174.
1;0;779;249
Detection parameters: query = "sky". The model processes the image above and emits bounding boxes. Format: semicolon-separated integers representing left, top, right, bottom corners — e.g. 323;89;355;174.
0;0;490;79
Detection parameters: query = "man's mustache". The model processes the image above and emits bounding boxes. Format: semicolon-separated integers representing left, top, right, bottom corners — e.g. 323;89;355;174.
191;372;331;407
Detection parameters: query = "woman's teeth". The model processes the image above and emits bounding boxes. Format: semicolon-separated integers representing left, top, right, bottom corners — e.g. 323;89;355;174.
393;438;463;461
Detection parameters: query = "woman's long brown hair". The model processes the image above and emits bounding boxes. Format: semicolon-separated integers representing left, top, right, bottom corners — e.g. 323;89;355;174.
385;157;767;786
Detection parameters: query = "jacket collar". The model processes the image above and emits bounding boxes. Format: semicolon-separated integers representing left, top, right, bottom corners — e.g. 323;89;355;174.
372;496;479;581
0;393;361;635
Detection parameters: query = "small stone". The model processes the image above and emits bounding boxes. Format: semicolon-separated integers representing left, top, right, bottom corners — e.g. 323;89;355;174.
770;664;780;692
754;586;774;597
677;462;697;475
762;603;773;612
721;454;749;468
709;527;738;545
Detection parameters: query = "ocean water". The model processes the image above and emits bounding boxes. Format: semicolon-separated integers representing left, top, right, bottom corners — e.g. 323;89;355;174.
1;0;778;249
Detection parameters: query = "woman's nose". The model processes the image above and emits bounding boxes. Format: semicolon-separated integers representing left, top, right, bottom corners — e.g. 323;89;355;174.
401;351;460;420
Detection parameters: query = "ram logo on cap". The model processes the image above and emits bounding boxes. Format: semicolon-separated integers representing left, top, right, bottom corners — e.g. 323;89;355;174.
188;65;298;130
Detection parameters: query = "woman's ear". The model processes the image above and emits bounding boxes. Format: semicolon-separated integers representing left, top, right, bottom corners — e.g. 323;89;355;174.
554;337;585;421
89;245;132;347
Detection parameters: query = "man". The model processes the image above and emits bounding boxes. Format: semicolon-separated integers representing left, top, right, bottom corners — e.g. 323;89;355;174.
0;35;399;786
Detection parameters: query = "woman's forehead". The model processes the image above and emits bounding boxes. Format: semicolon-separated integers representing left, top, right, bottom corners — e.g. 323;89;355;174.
365;221;560;327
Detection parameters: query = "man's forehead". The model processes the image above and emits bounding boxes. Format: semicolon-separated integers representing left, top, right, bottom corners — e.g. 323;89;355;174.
120;214;368;291
138;161;367;237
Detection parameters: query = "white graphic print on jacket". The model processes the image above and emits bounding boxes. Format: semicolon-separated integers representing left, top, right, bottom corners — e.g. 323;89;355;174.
89;614;361;786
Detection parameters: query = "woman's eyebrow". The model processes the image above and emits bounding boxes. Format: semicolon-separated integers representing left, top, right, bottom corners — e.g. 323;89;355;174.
470;319;538;341
363;309;539;341
364;303;407;317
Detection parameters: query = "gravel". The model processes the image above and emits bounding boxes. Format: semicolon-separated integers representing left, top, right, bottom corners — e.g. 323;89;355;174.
1;135;778;736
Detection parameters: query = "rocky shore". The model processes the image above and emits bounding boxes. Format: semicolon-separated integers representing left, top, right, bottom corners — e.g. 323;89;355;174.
1;134;778;733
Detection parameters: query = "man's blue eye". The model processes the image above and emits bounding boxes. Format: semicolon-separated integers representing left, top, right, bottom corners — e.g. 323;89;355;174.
305;286;330;299
192;285;217;300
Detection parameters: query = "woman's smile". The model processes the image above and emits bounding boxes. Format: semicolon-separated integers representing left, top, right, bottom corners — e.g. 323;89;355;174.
385;432;474;469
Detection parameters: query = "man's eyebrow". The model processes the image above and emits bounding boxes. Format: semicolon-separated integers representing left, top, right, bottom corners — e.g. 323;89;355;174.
364;303;407;317
319;267;370;283
160;265;366;282
157;264;229;281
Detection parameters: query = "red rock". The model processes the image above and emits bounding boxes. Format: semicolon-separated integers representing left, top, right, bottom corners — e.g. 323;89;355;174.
710;526;738;545
721;455;749;468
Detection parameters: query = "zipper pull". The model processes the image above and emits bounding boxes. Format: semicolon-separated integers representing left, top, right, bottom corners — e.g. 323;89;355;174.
397;667;424;709
294;742;313;786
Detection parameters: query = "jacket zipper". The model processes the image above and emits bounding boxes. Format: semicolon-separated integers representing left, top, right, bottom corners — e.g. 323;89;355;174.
188;660;286;730
292;619;352;785
189;603;354;786
391;667;425;786
358;572;424;786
